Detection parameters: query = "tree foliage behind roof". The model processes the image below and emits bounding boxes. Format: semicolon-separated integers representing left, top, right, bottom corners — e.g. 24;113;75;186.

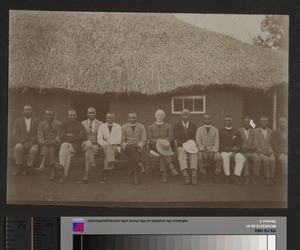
253;15;289;51
9;11;288;95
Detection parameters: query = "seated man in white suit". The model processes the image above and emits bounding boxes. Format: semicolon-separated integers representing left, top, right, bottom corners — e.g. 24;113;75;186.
97;112;122;181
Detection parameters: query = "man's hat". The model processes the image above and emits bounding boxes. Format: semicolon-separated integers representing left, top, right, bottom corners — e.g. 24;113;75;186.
182;140;198;154
156;139;173;156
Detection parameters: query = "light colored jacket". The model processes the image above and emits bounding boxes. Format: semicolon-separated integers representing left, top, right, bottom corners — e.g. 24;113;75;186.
255;127;273;153
97;122;122;146
37;119;61;145
81;119;103;144
239;127;258;152
121;122;147;150
196;125;219;152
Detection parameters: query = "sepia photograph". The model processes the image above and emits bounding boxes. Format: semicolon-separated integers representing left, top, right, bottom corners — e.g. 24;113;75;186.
7;10;288;207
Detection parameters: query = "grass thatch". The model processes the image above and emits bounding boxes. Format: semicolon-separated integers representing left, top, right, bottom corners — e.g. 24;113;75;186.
9;11;288;95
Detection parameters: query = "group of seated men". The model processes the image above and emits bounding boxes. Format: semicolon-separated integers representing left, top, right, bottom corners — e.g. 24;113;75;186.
12;105;287;186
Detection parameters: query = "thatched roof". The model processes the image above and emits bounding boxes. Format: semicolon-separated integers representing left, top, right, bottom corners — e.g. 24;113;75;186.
9;11;288;96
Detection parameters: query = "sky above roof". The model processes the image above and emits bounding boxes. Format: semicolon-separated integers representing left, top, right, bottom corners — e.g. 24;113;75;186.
174;14;265;45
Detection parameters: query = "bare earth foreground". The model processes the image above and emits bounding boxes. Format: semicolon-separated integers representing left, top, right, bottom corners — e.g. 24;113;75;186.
7;159;287;208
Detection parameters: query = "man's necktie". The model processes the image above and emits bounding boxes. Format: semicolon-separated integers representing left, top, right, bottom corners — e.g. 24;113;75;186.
89;121;93;133
48;121;52;132
108;125;113;133
184;123;188;135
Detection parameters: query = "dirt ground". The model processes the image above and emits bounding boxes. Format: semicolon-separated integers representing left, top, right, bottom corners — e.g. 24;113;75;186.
6;158;287;208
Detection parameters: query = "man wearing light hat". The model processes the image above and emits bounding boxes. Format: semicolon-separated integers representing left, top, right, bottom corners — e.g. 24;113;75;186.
173;109;198;185
148;109;178;183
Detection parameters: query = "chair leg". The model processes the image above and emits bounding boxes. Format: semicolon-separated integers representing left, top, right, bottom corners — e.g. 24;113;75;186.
145;140;150;173
145;154;149;173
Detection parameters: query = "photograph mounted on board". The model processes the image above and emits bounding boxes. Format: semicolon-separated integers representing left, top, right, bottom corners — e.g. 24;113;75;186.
7;11;288;207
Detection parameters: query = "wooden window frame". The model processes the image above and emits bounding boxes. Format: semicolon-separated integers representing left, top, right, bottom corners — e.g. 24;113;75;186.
171;95;206;114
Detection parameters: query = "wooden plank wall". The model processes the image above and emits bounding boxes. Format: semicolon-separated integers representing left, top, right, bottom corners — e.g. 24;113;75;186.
110;87;244;129
8;91;73;146
10;87;268;147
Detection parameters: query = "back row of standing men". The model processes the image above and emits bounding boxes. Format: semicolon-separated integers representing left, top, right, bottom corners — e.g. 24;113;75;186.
12;106;287;185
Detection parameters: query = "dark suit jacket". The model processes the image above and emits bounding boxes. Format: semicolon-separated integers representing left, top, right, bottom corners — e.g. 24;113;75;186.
219;127;243;152
59;120;86;152
173;121;197;147
13;116;41;145
147;122;173;148
271;129;287;156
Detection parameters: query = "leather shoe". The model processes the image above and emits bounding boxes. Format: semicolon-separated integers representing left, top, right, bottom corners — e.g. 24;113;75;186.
138;162;146;173
108;162;114;170
172;168;178;175
183;175;190;185
22;166;28;176
233;175;242;185
102;170;108;182
224;176;230;184
214;174;220;183
13;166;23;176
191;176;197;185
83;172;90;182
134;173;139;185
264;178;270;185
169;163;178;175
59;175;67;184
162;173;167;183
252;176;259;185
48;170;56;181
199;173;207;182
244;176;250;185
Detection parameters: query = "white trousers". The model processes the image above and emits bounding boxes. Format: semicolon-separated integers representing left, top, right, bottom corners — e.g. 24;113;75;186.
221;152;245;176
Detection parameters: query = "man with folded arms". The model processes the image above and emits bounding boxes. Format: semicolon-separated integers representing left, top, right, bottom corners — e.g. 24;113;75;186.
271;116;288;183
58;109;86;184
148;109;178;183
239;116;261;185
37;110;61;180
219;115;245;185
197;114;223;183
13;105;40;176
121;112;147;185
255;116;276;185
81;107;103;182
97;112;122;182
173;109;198;185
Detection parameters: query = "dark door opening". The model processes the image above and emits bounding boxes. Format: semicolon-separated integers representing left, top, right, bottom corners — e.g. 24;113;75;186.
73;94;109;123
243;90;273;128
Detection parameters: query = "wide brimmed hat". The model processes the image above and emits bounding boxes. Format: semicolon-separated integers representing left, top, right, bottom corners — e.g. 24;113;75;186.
156;139;173;156
182;140;198;154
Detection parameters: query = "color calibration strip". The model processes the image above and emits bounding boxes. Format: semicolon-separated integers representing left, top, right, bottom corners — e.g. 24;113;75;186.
74;235;276;250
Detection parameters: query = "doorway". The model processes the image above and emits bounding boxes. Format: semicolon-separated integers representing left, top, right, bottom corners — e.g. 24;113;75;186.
243;90;272;128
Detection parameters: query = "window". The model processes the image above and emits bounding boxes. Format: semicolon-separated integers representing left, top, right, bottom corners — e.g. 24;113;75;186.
172;95;206;114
